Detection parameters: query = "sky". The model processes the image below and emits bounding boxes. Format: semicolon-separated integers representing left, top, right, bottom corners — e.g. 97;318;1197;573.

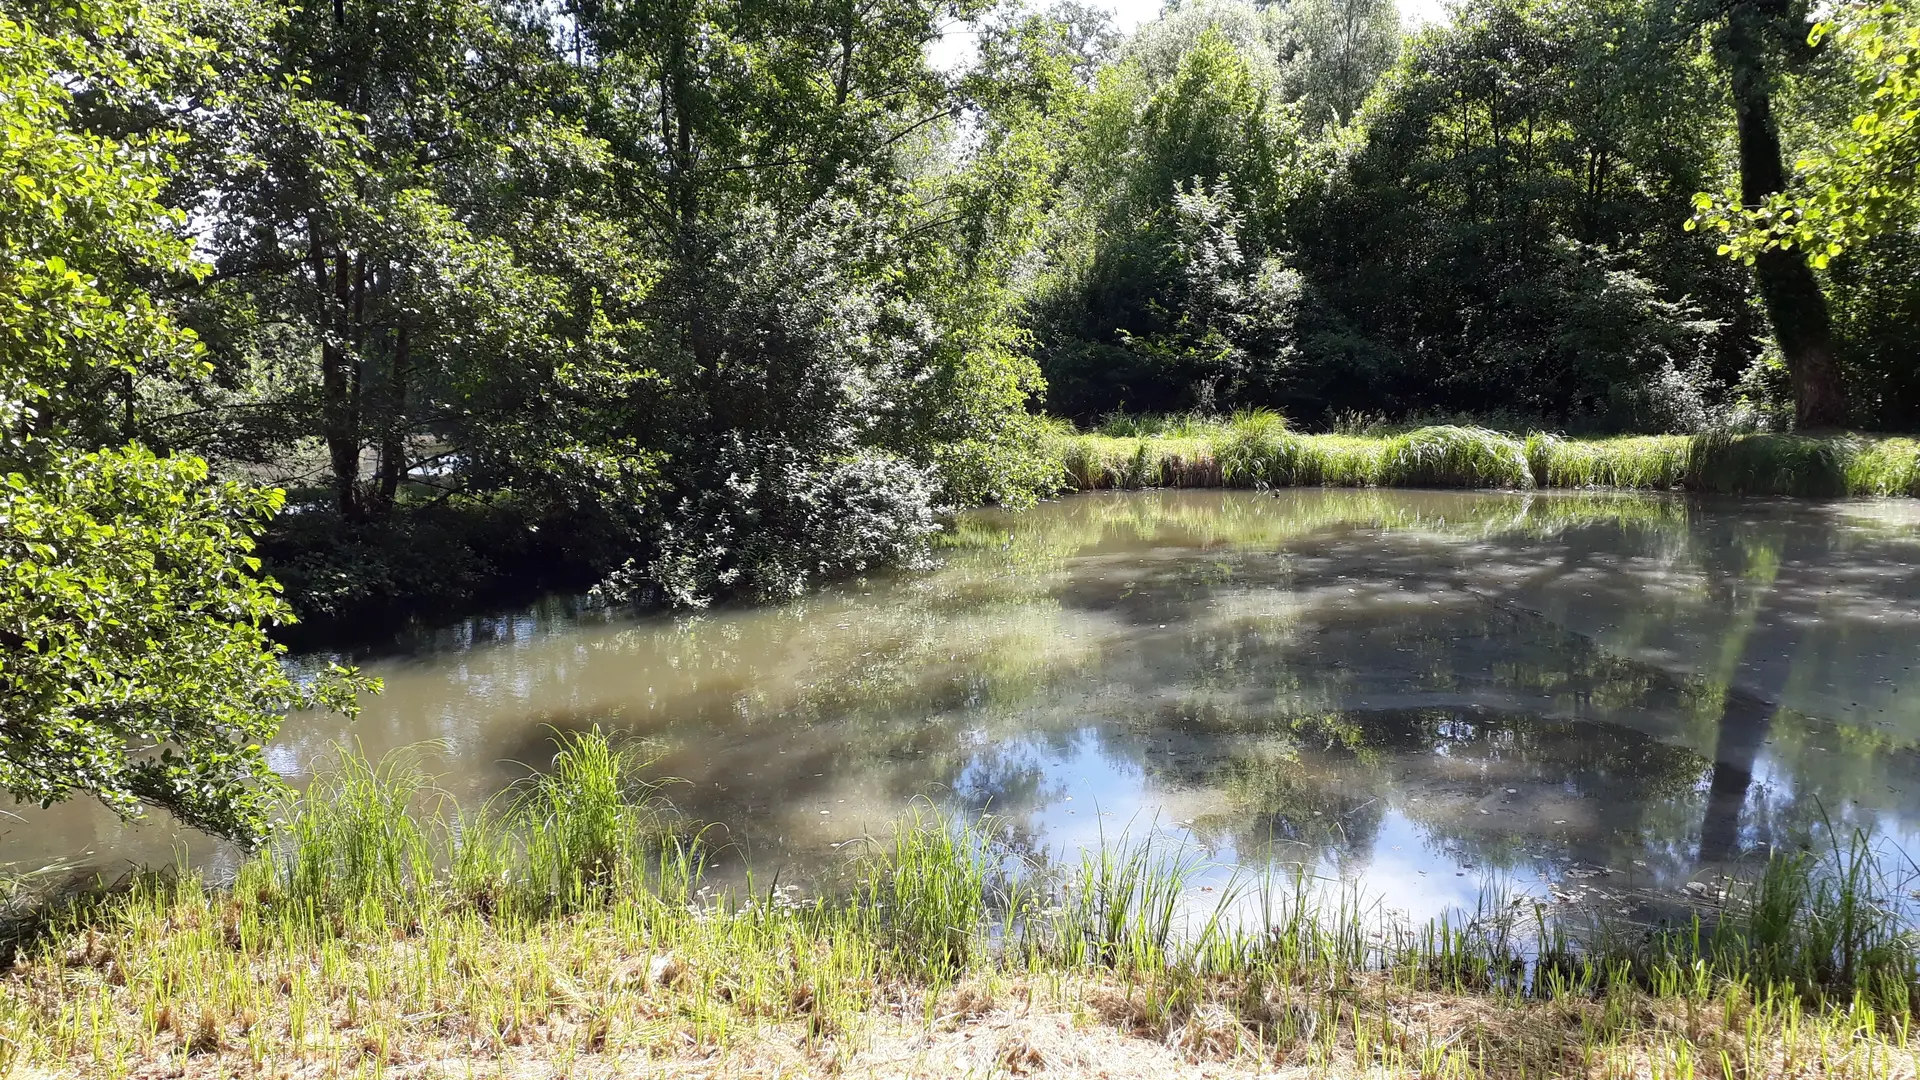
1096;0;1451;32
928;0;1452;72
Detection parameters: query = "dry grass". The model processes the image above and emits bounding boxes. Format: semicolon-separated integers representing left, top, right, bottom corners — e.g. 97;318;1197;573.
5;917;1915;1080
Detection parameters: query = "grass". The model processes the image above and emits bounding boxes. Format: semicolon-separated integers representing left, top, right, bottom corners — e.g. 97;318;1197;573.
5;738;1920;1078
1046;414;1920;498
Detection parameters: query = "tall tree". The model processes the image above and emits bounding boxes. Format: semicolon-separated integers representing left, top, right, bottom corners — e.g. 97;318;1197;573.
175;0;625;521
1708;0;1849;427
1288;0;1737;426
1698;3;1920;264
1290;0;1402;126
563;0;1059;604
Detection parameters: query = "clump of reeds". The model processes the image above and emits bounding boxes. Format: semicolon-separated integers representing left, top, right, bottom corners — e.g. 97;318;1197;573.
1050;831;1207;972
1055;414;1920;499
1846;437;1920;497
1379;426;1533;489
512;728;680;911
1526;433;1692;490
1699;826;1919;1012
853;803;1000;976
1216;408;1301;488
271;743;439;921
1685;434;1853;497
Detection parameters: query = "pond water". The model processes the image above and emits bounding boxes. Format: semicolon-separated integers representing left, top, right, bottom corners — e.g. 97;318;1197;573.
9;490;1920;925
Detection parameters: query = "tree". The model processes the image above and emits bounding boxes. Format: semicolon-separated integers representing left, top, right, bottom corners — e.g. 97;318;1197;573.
1;0;366;843
1694;0;1849;427
1696;3;1920;262
175;0;623;522
1289;0;1403;127
561;0;1062;603
1286;0;1738;426
1029;13;1313;417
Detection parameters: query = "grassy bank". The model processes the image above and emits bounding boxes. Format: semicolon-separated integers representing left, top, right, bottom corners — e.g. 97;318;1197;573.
1049;414;1920;497
5;736;1919;1078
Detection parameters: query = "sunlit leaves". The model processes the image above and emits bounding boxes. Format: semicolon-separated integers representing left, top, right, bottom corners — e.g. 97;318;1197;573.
1694;3;1920;264
0;447;369;841
1;1;369;842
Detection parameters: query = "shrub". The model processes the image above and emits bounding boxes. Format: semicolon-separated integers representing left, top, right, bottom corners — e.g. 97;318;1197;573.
260;497;615;635
605;438;939;609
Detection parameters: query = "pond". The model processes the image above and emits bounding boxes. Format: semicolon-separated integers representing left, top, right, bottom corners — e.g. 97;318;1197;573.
9;489;1920;926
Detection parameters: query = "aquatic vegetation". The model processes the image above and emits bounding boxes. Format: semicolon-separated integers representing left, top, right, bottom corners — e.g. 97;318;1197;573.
1054;416;1920;498
1526;433;1693;490
1847;438;1920;497
1379;427;1533;489
5;743;1918;1078
1685;434;1853;497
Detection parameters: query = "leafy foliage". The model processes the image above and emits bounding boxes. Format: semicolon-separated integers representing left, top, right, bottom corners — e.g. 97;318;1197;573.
1695;3;1920;264
1;0;366;842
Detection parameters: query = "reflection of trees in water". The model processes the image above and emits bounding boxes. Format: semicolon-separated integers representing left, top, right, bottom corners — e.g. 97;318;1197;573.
531;493;1912;880
273;490;1920;885
1123;704;1707;880
26;489;1920;882
1482;504;1920;861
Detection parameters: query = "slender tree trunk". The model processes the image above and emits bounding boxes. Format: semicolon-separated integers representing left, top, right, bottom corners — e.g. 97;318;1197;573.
1721;8;1847;428
317;235;361;519
376;323;408;512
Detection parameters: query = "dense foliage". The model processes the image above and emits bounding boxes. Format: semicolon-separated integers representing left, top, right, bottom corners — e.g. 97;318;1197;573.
1023;0;1917;432
1;0;365;841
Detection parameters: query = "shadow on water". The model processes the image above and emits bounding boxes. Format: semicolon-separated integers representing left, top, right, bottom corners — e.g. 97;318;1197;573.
10;489;1920;920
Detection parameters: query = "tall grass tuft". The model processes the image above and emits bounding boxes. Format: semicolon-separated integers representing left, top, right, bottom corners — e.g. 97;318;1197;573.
1710;827;1919;1009
1526;433;1691;490
1685;434;1850;497
1216;409;1300;487
1846;437;1920;497
854;803;998;977
1380;426;1533;489
1054;832;1208;972
273;744;438;921
514;727;674;912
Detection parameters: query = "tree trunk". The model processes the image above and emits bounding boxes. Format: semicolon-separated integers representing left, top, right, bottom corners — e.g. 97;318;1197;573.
375;323;408;513
317;237;361;519
1721;7;1848;429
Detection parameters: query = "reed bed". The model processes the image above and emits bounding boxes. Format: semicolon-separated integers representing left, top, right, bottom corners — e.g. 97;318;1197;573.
5;736;1919;1078
1049;415;1920;498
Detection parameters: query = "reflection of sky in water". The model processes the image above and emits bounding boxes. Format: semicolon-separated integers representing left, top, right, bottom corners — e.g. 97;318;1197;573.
11;489;1920;931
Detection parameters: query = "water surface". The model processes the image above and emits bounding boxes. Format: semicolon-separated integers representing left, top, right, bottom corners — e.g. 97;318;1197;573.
10;490;1920;923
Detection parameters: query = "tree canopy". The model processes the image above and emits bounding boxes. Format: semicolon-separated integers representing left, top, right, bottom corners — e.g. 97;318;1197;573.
1697;3;1920;264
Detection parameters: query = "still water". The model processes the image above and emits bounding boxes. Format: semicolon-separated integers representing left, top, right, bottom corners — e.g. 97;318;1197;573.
8;490;1920;923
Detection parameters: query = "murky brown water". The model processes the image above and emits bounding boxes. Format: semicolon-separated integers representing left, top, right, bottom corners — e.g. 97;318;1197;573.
8;490;1920;922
